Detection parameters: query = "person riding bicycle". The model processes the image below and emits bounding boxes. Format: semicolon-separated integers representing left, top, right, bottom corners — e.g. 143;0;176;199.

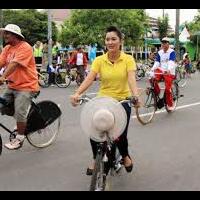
68;46;88;84
70;26;139;175
0;24;39;150
150;37;176;111
182;54;192;77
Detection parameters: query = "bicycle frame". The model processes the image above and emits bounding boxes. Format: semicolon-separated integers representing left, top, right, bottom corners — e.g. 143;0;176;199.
90;133;122;191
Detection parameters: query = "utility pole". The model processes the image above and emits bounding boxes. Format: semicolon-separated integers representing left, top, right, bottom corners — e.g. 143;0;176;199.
162;9;165;18
0;9;3;52
48;9;52;67
175;9;180;61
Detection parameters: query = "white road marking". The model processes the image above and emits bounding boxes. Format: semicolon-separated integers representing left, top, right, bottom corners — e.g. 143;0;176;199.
132;101;200;119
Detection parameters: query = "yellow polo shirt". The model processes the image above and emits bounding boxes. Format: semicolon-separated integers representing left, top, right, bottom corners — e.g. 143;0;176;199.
91;51;136;100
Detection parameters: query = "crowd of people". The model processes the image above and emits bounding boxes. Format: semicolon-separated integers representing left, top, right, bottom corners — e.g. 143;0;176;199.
0;23;199;180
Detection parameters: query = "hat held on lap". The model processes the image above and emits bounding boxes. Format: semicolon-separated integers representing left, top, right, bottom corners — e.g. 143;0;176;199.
80;96;127;142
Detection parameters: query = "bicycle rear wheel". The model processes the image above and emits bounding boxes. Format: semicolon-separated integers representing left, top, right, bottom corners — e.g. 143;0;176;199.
90;152;106;191
135;88;157;125
38;71;50;88
26;117;61;148
26;101;61;148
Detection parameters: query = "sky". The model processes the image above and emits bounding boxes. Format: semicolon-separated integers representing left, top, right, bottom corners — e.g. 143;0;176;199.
146;9;199;30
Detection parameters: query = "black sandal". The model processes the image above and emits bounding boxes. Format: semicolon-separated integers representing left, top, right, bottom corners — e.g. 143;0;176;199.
86;168;93;176
124;155;133;173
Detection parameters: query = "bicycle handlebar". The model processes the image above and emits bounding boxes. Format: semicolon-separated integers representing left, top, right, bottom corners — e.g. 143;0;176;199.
0;79;14;84
146;71;170;78
78;95;139;107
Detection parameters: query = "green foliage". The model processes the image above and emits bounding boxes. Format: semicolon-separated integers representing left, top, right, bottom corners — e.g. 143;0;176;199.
2;9;58;46
187;10;200;44
157;14;169;40
58;9;148;48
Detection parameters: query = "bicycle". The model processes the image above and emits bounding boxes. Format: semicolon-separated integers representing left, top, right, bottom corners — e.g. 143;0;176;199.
0;82;62;154
175;62;188;88
135;72;183;125
79;95;137;191
135;63;152;81
38;70;50;88
38;67;70;88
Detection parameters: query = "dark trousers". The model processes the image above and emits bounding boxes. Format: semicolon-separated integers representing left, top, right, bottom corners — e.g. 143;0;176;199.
90;102;131;159
76;65;85;83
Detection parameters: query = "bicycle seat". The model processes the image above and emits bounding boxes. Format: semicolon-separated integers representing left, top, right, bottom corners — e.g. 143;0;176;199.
32;91;40;99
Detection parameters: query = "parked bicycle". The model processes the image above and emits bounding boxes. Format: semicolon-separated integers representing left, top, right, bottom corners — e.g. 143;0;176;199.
79;95;138;191
136;63;152;81
0;81;62;155
38;67;71;88
65;64;88;87
135;72;183;125
38;70;50;88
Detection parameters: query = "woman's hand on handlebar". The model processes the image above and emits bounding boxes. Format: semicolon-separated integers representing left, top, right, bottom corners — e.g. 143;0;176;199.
70;93;81;107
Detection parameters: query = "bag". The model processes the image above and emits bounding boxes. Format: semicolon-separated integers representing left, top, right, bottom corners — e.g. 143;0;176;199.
157;97;164;109
0;97;15;116
25;101;62;134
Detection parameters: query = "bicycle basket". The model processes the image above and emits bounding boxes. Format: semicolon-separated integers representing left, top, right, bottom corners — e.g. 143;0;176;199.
25;100;61;134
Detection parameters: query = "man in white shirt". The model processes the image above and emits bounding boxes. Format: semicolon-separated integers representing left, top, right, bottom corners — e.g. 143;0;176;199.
68;46;88;83
151;37;176;111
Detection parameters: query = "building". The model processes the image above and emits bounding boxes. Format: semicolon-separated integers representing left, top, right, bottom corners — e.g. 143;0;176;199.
147;16;174;38
43;9;71;30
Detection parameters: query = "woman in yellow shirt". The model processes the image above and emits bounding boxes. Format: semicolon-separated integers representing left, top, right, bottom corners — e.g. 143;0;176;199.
70;26;139;174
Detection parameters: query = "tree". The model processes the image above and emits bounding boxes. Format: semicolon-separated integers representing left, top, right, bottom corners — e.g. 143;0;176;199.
2;9;58;46
188;10;200;43
157;14;169;40
58;9;148;48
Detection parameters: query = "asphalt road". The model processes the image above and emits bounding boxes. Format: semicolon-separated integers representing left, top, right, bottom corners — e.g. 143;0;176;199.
0;72;200;191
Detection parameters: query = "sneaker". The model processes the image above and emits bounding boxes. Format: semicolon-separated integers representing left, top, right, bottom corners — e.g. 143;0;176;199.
167;104;175;111
4;135;25;150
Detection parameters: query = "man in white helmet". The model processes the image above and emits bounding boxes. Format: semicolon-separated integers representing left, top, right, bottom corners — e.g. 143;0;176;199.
151;37;176;111
0;24;39;150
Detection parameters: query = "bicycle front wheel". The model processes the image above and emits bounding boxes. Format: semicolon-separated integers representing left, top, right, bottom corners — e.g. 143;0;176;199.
90;152;106;191
26;116;61;148
176;70;187;88
136;68;145;81
135;88;157;125
165;82;179;113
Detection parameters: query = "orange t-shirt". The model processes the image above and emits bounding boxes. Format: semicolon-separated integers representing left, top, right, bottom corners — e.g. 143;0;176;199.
0;41;39;92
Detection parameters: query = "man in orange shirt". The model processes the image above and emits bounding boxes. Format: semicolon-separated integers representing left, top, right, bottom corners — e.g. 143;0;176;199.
0;24;39;150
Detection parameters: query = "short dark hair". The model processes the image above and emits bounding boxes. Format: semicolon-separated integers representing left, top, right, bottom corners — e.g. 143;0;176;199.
106;26;123;40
